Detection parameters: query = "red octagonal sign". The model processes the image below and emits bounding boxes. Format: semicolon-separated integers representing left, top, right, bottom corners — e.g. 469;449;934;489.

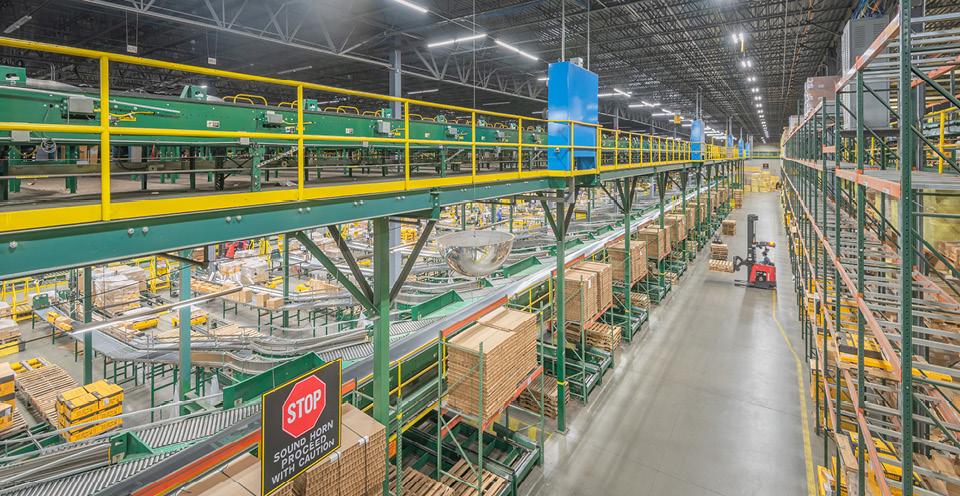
281;375;326;438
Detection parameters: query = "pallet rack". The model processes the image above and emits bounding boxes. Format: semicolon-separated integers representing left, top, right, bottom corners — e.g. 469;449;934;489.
781;5;960;494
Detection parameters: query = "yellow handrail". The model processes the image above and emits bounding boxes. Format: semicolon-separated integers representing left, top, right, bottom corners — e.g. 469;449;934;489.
0;35;740;234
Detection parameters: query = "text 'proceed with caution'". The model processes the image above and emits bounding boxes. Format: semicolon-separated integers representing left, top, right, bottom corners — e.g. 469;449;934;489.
261;360;342;496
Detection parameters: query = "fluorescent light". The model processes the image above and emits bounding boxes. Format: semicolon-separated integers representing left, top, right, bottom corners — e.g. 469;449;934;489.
613;88;631;97
407;88;439;95
662;109;674;115
640;100;657;107
427;33;486;48
483;101;510;106
390;0;429;13
651;113;671;116
537;76;549;81
599;93;616;97
277;65;313;75
3;15;32;34
731;33;738;44
495;39;538;61
628;103;646;108
681;123;692;127
747;60;753;68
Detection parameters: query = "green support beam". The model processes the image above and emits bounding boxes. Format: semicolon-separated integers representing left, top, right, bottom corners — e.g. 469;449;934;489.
178;249;192;415
372;217;391;427
282;233;290;329
295;231;376;313
83;266;93;385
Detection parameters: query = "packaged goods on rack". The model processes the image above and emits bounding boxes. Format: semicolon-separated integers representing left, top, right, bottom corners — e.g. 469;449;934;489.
606;238;646;284
573;261;613;313
446;308;538;425
0;319;20;343
665;214;687;242
94;265;149;292
563;269;599;323
637;228;670;260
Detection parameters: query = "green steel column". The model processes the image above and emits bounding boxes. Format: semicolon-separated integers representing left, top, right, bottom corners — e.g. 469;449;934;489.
282;233;290;329
855;70;867;496
509;197;515;233
658;174;666;287
555;197;567;432
82;266;93;385
819;99;828;455
695;166;702;245
898;1;915;492
833;88;843;480
372;217;391;426
178;250;192;415
623;180;633;343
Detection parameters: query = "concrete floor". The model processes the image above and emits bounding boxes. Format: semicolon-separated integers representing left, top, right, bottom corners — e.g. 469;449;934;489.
525;191;819;496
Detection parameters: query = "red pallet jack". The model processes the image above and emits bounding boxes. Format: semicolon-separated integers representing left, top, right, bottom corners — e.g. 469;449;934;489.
732;214;777;290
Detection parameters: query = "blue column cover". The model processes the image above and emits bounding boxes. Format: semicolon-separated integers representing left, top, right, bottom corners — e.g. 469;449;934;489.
690;119;704;160
547;61;599;171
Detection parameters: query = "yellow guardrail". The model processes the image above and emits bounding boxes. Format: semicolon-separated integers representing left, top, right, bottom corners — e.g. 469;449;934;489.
0;36;741;233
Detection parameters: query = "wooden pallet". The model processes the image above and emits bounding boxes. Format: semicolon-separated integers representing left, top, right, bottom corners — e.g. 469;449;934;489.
709;242;728;260
15;364;78;425
441;460;507;496
514;375;567;419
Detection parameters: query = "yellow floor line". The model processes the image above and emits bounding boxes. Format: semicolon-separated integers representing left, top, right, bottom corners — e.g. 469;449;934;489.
772;291;817;496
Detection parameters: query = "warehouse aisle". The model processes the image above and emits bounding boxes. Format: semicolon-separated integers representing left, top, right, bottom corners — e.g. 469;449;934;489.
526;191;815;496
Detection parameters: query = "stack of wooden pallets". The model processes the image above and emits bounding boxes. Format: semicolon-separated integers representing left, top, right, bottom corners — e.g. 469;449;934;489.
440;460;507;496
295;403;386;496
630;292;651;309
710;242;728;260
15;364;79;425
563;269;599;324
721;219;736;236
389;468;454;496
514;375;568;420
709;260;735;273
574;261;613;313
567;321;621;352
606;238;647;284
446;308;538;424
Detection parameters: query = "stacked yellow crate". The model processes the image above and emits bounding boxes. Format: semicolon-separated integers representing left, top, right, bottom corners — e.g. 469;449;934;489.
0;363;14;431
56;380;124;442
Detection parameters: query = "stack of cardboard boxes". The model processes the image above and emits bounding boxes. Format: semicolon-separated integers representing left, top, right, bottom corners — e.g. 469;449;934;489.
446;308;538;424
606;238;647;284
293;403;386;496
637;227;670;261
573;261;613;314
56;380;124;442
563;269;599;324
0;363;14;431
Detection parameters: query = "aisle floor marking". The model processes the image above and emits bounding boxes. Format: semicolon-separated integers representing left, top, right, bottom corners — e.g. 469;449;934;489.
772;291;817;496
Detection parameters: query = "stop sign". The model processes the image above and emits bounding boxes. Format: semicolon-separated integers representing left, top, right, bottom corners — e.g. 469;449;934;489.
281;375;326;438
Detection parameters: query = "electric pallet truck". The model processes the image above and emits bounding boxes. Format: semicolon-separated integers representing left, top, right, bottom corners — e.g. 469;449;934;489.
732;214;777;290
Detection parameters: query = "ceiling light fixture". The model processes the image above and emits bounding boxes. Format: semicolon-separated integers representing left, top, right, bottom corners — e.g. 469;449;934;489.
427;33;486;48
277;65;313;75
483;101;511;106
3;15;33;34
390;0;429;13
613;88;632;97
495;39;538;61
407;88;439;95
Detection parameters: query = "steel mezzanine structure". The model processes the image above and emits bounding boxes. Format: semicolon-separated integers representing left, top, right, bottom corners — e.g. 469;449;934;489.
781;4;960;495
